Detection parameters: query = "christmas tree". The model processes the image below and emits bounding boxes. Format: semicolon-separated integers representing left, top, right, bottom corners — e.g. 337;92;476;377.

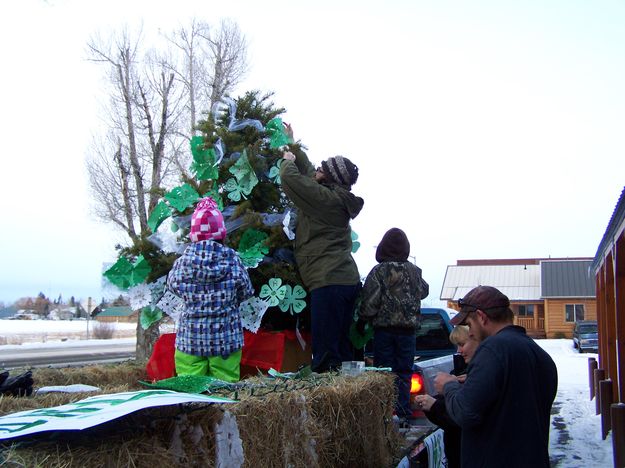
103;90;313;350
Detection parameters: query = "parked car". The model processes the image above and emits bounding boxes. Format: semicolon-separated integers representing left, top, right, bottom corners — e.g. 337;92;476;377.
573;320;598;353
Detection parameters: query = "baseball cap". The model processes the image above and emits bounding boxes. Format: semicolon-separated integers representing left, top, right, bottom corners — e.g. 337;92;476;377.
450;285;510;326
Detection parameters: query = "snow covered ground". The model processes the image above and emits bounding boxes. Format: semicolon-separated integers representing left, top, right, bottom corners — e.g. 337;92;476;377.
0;321;615;466
538;339;612;467
0;319;137;344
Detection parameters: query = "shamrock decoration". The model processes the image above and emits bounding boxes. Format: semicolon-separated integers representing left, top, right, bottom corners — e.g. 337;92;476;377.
351;230;360;253
240;297;270;333
237;228;269;268
148;201;172;233
129;283;152;310
140;306;163;330
278;284;307;315
223;150;259;202
224;177;246;202
265;117;293;149
156;290;186;322
268;159;282;185
104;254;152;290
189;136;218;181
259;278;288;307
165;183;200;212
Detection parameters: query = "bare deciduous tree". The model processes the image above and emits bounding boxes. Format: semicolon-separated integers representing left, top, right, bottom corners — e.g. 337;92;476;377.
85;20;248;360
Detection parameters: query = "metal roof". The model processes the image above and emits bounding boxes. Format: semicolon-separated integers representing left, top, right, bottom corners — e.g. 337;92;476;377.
541;260;595;298
593;186;625;272
441;264;541;301
96;306;135;317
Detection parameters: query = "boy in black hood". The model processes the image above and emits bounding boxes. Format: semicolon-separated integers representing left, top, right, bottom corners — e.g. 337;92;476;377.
358;228;429;422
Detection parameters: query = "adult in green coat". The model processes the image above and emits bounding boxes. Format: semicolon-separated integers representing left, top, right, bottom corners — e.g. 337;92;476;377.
281;126;364;372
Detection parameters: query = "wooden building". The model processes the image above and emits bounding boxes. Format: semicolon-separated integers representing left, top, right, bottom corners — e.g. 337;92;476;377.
593;187;625;406
92;306;138;323
441;258;596;338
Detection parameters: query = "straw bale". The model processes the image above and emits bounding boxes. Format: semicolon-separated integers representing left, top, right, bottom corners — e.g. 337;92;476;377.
1;366;402;468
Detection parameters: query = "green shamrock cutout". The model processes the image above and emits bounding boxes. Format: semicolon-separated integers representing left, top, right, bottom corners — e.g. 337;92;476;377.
189;136;218;181
265;117;293;148
351;229;360;253
104;254;152;290
268;159;282;185
148;201;172;233
278;284;307;315
228;149;258;196
165;183;200;212
237;228;269;268
224;177;246;202
259;278;288;307
140;306;163;330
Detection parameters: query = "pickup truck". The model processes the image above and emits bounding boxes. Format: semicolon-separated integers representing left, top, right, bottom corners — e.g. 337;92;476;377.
401;307;459;467
409;307;458;411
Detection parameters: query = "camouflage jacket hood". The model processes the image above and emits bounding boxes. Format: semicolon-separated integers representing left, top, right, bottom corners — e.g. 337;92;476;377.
358;261;429;329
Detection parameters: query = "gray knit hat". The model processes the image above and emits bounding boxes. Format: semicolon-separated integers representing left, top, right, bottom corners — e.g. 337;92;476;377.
321;156;359;187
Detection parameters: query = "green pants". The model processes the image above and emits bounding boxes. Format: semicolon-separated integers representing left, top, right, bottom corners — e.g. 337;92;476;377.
174;349;242;383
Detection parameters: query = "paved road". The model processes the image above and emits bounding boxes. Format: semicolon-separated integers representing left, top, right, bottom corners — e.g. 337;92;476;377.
0;341;136;369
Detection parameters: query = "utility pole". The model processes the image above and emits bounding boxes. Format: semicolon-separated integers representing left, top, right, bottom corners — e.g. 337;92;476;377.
87;296;92;340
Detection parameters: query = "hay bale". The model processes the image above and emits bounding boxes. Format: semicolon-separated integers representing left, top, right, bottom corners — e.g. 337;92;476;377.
1;368;401;467
31;362;147;388
309;372;400;468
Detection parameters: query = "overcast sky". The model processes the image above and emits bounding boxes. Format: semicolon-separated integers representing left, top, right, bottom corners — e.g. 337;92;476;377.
0;0;623;305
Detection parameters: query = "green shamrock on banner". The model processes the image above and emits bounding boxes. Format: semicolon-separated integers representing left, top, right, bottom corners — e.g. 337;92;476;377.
237;228;269;268
148;201;173;233
104;255;152;290
278;284;307;315
265;117;293;149
165;183;200;212
140;306;163;330
259;278;288;307
189;136;218;181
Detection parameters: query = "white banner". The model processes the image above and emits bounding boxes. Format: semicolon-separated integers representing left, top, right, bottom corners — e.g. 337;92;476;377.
0;390;233;440
424;428;447;468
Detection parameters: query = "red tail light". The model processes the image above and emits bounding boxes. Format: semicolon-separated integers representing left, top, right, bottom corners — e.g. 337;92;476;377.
410;373;424;394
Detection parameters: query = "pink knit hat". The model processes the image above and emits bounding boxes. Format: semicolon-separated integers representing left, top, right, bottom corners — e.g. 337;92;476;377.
189;197;227;242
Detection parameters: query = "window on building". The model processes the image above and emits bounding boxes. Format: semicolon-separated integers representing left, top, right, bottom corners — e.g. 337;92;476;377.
518;305;534;317
565;304;585;322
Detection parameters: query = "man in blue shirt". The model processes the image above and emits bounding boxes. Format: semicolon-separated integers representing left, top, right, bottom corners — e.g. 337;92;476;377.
434;286;558;468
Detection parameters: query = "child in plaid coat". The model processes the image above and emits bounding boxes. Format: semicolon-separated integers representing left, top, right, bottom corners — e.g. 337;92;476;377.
167;197;254;382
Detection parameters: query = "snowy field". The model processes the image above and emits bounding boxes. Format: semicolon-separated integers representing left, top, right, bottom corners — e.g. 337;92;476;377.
0;321;615;466
0;319;137;344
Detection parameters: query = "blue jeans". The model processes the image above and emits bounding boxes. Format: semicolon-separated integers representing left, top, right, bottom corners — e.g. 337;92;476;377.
310;284;359;372
374;329;415;418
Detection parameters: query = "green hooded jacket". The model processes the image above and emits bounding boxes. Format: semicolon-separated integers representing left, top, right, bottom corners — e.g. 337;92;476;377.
280;148;364;291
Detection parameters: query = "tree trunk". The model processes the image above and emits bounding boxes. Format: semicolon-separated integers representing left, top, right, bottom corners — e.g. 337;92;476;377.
135;318;161;362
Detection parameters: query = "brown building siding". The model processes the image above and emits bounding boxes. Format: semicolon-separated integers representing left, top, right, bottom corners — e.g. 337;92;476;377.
544;298;596;338
95;313;138;323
